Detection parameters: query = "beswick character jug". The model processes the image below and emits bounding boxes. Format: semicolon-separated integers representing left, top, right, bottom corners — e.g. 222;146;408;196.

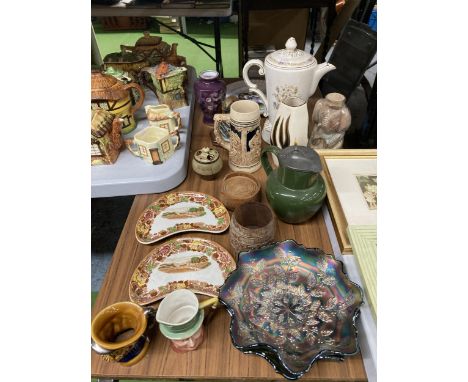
242;37;335;143
261;145;326;223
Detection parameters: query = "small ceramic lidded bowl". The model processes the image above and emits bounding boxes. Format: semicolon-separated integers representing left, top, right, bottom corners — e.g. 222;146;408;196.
191;147;223;180
91;301;156;366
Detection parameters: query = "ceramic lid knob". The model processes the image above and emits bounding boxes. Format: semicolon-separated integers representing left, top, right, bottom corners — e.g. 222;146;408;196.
285;37;297;51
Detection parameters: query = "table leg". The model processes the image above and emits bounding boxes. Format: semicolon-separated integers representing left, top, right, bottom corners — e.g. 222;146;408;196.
309;8;318;55
321;3;337;62
213;17;223;77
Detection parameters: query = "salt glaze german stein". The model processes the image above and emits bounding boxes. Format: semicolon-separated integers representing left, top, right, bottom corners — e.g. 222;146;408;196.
213;100;262;173
261;145;326;223
91;301;156;366
156;289;219;353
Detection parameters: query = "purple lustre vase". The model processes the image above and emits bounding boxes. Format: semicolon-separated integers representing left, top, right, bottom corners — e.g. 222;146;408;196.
194;70;226;125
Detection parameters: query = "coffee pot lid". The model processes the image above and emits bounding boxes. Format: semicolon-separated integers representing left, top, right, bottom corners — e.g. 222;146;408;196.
266;37;316;69
278;145;322;173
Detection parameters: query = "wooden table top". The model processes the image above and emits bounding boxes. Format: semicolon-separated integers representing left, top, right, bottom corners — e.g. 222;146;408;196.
91;96;368;381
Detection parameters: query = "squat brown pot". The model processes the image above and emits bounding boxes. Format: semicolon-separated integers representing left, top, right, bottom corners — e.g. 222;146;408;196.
229;202;276;260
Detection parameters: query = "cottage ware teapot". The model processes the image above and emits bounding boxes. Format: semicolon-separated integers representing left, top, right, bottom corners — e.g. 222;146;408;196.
242;37;335;143
261;145;326;223
91;70;145;134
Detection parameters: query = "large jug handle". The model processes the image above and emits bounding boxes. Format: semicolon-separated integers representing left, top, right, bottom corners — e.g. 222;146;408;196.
123;82;145;114
213;114;230;151
261;145;281;176
242;59;268;117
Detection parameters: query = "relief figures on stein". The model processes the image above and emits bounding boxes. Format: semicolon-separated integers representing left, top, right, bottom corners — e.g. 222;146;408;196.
220;240;363;380
355;175;377;210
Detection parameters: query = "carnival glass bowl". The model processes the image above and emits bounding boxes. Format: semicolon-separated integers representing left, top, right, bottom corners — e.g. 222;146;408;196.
219;240;363;380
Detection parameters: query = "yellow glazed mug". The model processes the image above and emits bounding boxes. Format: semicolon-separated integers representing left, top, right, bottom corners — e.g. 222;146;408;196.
91;301;156;366
91;82;145;135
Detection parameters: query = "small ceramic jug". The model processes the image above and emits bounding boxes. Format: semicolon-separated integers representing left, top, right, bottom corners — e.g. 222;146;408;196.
271;96;309;149
156;289;218;352
145;104;182;136
91;301;156;366
308;92;352;149
213;100;262;173
91;71;145;135
261;145;326;223
125;126;180;165
194;70;226;124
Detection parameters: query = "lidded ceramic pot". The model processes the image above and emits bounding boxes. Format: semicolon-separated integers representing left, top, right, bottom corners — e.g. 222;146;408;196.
194;70;226;124
261;145;326;223
192;147;223;180
91;71;145;134
242;37;336;143
121;31;171;66
308;92;352;149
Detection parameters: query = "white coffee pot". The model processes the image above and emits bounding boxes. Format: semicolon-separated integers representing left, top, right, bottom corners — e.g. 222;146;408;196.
242;37;335;143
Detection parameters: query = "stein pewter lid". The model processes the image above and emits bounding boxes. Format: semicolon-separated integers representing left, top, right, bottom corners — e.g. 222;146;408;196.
278;145;322;173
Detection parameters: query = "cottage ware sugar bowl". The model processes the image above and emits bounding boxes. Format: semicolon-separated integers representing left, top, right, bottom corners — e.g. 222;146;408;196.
242;37;335;143
192;147;223;180
91;70;145;134
261;145;326;223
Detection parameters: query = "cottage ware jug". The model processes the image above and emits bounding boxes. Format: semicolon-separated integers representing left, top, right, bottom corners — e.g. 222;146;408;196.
91;71;145;134
242;37;335;143
213;100;262;173
271;96;309;149
145;104;181;135
125;126;179;165
261;145;326;223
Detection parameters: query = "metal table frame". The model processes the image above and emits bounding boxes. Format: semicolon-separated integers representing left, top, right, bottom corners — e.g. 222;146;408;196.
91;0;233;77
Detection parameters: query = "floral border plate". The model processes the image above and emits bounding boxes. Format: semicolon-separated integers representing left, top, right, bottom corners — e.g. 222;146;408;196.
129;238;236;305
219;240;363;380
135;191;230;244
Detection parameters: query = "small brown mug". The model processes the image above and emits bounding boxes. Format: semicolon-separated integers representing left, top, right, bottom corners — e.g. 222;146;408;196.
91;301;156;366
229;202;276;259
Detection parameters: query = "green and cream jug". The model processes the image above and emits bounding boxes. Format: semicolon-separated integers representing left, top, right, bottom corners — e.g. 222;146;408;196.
261;145;326;224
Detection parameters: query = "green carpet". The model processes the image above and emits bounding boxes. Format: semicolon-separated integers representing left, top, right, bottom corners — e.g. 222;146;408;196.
93;18;239;77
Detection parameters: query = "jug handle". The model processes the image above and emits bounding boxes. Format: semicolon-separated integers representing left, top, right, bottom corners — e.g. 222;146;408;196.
242;59;268;117
261;145;280;176
213;115;230;151
123;82;145;114
171;132;180;149
125;139;142;158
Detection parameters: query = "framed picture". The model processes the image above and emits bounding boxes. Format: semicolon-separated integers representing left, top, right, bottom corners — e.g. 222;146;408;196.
316;149;377;254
